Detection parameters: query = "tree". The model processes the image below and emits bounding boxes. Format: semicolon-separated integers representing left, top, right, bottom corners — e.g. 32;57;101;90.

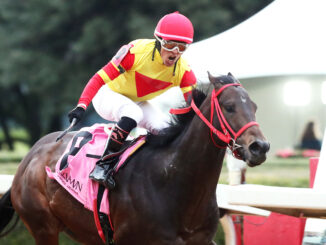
0;0;272;147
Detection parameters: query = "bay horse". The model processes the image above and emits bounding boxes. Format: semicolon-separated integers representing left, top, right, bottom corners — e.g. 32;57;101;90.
0;73;269;245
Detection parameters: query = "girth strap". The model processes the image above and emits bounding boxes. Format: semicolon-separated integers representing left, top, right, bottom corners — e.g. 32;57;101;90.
96;185;115;245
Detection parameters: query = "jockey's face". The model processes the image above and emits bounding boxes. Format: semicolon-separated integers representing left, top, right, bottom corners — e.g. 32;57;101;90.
160;46;182;67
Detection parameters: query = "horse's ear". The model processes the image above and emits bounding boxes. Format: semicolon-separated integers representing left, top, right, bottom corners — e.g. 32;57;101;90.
207;71;223;87
207;71;216;83
227;72;241;84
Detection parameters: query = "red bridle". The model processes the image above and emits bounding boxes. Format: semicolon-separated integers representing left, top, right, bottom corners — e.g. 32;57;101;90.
170;83;259;156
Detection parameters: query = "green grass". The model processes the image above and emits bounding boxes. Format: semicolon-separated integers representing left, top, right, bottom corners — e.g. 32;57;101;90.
0;145;312;244
0;142;29;174
1;219;79;245
0;128;29;139
0;141;83;245
0;141;29;161
0;142;28;174
219;156;310;188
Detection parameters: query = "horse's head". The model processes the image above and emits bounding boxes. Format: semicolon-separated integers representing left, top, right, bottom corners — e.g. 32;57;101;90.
207;72;270;167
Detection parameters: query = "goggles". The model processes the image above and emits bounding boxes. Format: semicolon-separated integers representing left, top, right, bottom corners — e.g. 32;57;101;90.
155;34;189;53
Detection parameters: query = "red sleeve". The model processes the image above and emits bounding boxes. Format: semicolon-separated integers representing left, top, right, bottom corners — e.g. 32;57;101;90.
101;52;135;80
120;52;135;71
77;51;135;109
180;70;197;102
78;74;105;108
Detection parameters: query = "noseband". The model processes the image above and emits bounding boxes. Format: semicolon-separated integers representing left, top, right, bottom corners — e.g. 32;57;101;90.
170;83;259;157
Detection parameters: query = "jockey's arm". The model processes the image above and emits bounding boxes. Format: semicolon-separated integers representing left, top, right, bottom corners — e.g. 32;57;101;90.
77;52;135;109
180;69;197;104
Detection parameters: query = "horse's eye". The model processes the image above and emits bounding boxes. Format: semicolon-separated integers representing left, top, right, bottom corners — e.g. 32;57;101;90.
224;105;235;113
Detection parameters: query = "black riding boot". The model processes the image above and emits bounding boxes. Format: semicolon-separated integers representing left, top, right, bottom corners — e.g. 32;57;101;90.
89;117;137;189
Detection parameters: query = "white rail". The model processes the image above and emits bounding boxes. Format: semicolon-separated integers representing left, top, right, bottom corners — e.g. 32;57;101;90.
0;174;14;195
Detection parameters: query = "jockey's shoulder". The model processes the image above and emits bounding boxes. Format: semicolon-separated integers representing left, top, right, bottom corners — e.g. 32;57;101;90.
178;56;191;72
129;39;155;54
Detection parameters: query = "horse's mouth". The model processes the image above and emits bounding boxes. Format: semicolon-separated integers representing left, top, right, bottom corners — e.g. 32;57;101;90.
236;141;269;167
246;155;267;167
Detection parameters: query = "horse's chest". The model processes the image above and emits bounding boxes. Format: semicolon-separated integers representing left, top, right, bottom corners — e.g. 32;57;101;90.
112;202;216;244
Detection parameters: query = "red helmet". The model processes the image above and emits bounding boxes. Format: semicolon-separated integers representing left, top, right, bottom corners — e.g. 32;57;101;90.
154;12;194;44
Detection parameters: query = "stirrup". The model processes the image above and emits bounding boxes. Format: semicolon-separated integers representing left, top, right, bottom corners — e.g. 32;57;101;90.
89;164;109;182
96;169;116;190
89;164;116;190
103;170;116;189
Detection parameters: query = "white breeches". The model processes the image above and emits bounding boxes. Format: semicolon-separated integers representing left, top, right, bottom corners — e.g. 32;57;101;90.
92;85;170;134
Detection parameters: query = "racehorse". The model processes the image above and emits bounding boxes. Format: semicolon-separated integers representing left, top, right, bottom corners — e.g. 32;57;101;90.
0;72;269;245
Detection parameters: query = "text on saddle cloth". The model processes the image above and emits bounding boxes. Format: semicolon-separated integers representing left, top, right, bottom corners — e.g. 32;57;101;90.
45;123;146;215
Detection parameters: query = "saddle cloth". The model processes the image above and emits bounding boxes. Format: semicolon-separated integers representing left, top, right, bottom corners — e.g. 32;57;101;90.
45;123;146;215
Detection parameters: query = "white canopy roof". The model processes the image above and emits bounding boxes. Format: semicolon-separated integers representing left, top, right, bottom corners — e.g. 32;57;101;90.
184;0;326;81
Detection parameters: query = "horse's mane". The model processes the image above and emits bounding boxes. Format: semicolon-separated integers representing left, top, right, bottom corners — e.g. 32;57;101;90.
145;75;237;148
145;88;207;147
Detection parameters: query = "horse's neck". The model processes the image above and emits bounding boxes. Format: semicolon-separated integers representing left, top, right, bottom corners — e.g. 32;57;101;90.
161;108;225;225
169;104;225;191
178;115;224;177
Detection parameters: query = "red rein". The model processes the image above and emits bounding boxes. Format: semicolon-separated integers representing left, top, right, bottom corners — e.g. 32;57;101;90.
170;83;259;151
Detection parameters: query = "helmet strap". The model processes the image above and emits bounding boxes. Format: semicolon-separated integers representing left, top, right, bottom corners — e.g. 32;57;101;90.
173;59;178;76
152;40;161;61
153;39;177;76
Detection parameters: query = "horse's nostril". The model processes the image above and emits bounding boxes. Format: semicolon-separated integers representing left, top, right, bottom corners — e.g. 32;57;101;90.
263;142;270;153
249;140;270;155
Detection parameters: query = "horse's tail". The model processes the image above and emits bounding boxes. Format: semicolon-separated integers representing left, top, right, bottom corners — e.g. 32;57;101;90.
0;189;18;237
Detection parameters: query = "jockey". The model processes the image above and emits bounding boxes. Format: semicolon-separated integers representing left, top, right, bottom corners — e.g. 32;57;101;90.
68;12;197;189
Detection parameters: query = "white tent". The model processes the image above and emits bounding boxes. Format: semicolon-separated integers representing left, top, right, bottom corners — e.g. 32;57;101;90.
182;1;326;240
183;0;326;154
153;0;326;154
184;0;326;81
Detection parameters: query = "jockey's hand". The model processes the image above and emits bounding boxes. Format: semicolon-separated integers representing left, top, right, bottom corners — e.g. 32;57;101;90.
68;106;86;124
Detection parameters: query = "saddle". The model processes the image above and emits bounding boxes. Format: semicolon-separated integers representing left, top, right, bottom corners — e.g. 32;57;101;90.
89;135;145;190
46;124;146;244
96;138;138;173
